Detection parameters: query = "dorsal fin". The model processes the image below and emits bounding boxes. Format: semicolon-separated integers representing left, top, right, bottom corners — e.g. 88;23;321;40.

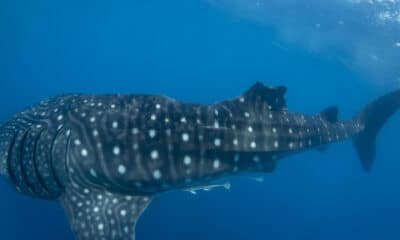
320;106;339;123
242;82;287;111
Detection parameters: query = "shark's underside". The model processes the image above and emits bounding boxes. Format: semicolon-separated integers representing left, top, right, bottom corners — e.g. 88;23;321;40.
0;82;399;240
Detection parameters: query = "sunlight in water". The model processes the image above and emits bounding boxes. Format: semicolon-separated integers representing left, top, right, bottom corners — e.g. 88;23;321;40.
208;0;400;86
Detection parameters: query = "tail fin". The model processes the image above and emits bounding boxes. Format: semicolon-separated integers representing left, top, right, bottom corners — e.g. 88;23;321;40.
353;89;400;172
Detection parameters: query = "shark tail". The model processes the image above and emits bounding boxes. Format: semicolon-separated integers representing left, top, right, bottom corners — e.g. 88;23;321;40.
353;89;400;172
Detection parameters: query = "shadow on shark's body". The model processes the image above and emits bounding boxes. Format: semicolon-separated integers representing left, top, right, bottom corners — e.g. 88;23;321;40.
0;82;399;239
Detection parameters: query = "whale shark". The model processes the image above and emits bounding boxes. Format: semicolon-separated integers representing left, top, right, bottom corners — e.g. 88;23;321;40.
0;82;399;240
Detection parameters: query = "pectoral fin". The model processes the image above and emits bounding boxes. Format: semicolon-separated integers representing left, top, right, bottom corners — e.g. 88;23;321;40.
59;184;152;240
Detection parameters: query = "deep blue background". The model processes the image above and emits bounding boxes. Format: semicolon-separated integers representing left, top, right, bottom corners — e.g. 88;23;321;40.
1;1;399;239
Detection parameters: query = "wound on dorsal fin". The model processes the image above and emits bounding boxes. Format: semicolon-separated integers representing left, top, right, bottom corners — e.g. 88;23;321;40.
242;82;287;111
320;106;339;123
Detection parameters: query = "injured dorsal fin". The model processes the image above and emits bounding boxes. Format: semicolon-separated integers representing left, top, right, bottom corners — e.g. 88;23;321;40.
242;82;288;111
320;106;339;123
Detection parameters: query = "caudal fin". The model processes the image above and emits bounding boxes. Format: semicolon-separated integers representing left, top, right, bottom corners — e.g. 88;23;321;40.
353;89;400;172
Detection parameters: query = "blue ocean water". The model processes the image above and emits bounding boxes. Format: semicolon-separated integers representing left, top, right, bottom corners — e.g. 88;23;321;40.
1;0;400;239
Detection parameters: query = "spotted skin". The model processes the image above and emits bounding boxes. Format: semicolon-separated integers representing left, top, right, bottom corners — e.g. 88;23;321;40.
0;82;398;240
61;185;151;240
